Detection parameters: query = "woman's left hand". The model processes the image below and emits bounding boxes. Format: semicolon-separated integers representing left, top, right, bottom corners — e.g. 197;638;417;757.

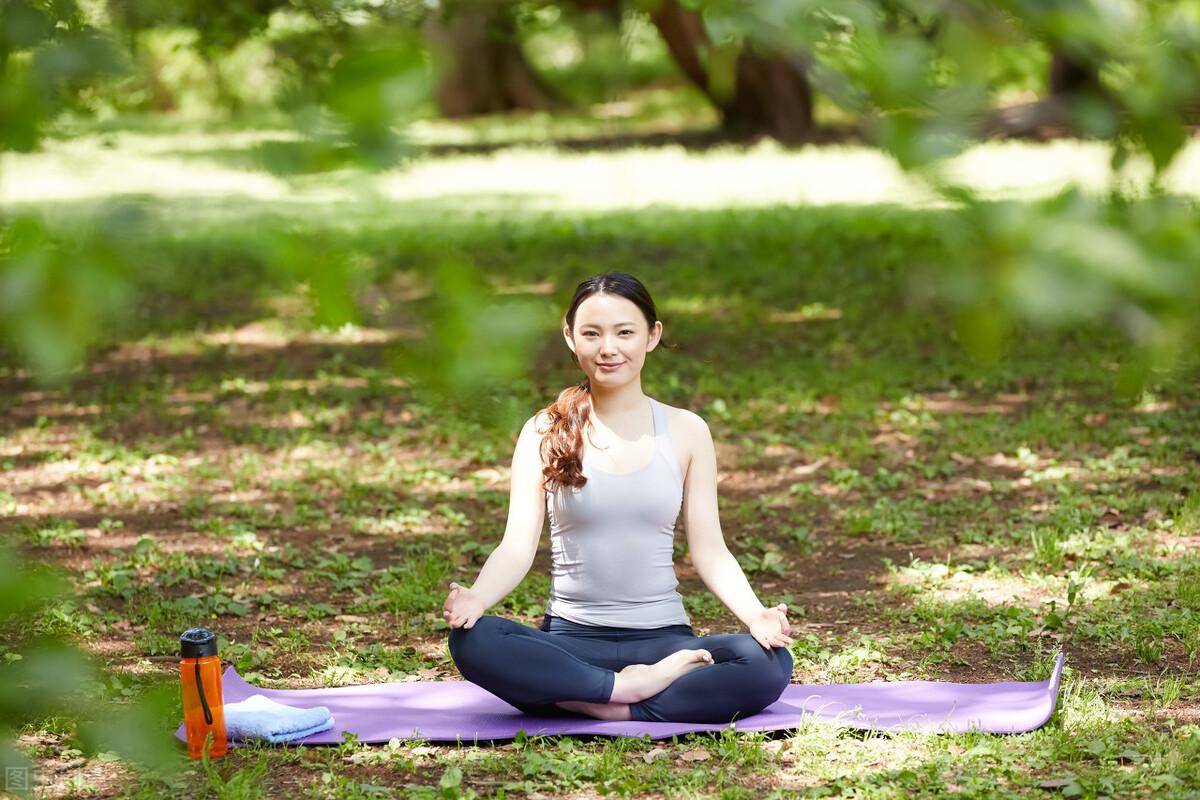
748;603;794;650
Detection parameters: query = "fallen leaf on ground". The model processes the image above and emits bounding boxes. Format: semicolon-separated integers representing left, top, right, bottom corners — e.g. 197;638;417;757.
791;457;829;476
642;747;669;763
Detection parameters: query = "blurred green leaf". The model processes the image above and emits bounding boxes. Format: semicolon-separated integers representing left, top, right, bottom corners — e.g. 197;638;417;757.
0;213;139;380
0;0;54;53
394;260;553;427
0;53;46;152
0;540;186;784
77;683;187;777
0;641;97;721
266;233;362;328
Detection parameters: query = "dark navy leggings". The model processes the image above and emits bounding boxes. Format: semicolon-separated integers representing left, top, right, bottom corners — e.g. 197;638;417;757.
447;613;793;723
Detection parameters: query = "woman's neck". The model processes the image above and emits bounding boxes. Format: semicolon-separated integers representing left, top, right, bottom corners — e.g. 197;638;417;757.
588;382;647;421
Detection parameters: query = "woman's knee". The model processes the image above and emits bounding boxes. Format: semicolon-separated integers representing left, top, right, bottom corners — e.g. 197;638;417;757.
742;648;792;714
447;614;504;664
712;635;777;667
714;636;791;696
774;645;794;688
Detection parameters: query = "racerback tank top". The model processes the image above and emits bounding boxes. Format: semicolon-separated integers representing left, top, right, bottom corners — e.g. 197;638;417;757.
544;396;691;629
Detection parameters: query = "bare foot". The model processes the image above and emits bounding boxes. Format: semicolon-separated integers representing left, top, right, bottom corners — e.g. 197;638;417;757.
555;699;633;721
609;648;713;704
552;649;713;720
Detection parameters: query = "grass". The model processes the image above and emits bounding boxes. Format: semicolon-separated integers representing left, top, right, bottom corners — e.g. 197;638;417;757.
1;113;1199;797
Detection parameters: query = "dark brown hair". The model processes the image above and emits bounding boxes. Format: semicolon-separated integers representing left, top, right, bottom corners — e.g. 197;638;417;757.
538;272;661;494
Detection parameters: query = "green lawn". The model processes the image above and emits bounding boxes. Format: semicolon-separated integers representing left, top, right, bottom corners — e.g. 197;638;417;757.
2;115;1198;798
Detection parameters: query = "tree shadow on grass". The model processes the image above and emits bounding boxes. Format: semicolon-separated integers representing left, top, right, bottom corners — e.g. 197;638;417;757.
147;123;870;177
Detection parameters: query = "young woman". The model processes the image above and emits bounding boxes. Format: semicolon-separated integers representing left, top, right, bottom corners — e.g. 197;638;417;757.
442;272;794;723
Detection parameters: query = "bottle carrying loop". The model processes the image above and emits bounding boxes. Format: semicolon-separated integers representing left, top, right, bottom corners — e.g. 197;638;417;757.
195;660;213;725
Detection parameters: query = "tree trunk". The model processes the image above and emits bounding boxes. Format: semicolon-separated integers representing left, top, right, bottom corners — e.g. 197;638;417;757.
982;97;1070;139
1048;50;1103;98
425;2;564;117
723;53;814;141
647;0;814;142
1041;48;1118;137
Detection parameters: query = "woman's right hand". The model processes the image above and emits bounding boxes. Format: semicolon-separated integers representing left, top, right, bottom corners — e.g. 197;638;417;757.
443;582;486;629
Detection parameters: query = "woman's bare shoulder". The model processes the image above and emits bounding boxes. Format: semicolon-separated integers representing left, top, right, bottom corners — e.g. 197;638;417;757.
657;401;707;438
529;409;553;437
513;412;552;477
656;401;709;481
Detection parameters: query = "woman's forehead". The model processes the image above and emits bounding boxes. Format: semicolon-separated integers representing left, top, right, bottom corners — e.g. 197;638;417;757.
574;293;641;324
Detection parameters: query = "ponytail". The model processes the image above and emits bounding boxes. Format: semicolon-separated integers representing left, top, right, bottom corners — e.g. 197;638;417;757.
538;379;593;494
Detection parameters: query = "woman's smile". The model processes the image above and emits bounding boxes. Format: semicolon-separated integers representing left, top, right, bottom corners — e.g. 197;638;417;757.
597;362;624;372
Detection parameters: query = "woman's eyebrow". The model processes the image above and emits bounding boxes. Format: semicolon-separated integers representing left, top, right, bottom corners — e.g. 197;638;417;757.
578;322;638;330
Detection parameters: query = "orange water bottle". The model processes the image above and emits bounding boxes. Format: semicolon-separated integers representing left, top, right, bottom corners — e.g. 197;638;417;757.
180;627;227;759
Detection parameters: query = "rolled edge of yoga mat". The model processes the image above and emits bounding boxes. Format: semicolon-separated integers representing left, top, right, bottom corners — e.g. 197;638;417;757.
786;650;1066;735
173;651;1065;745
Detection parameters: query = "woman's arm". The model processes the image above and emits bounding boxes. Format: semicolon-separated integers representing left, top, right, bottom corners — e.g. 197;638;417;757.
447;415;547;619
681;412;791;646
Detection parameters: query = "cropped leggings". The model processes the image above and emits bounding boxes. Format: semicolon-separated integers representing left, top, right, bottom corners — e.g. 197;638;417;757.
447;614;793;723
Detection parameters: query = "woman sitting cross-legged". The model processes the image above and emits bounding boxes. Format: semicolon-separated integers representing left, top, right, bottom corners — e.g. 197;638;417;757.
443;272;794;724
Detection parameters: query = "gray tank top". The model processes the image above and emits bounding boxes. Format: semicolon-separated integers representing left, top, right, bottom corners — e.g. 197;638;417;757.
544;396;691;629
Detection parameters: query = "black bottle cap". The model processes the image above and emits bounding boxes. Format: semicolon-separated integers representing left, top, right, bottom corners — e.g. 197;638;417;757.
180;627;218;659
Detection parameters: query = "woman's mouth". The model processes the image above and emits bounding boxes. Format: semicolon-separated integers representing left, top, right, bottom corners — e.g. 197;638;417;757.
597;362;623;372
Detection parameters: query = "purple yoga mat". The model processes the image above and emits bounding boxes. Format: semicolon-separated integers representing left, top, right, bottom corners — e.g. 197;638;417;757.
175;652;1063;745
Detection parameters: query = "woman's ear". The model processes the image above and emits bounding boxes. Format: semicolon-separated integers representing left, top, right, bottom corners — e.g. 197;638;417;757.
563;324;576;354
646;320;663;352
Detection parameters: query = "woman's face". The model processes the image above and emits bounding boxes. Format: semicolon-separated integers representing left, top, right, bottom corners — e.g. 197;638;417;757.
565;293;662;386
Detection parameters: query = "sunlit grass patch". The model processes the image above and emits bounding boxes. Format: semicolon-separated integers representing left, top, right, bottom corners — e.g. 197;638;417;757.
5;127;1200;217
790;633;894;682
886;556;1060;608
